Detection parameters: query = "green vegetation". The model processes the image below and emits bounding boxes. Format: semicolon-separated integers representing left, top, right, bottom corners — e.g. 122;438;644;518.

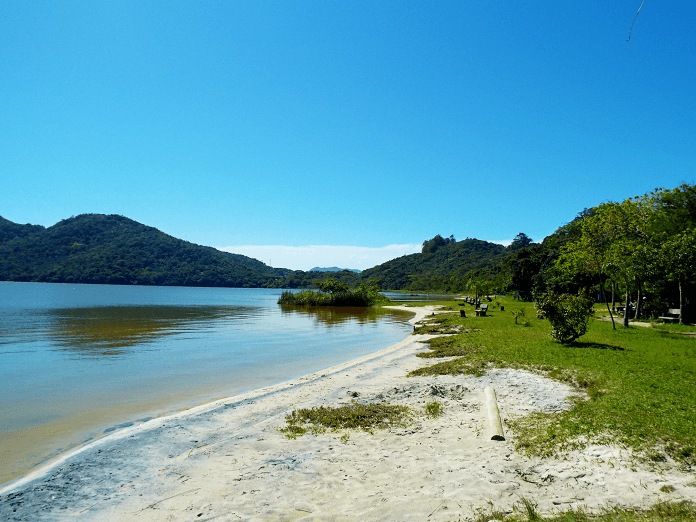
278;279;388;307
407;296;696;466
534;291;595;343
473;499;696;522
424;401;441;417
0;214;290;287
2;184;693;317
533;184;696;324
412;312;468;335
273;268;363;289
280;402;411;439
360;236;508;292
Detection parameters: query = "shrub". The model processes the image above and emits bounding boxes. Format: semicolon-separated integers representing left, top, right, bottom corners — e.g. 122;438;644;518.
278;279;389;307
534;291;594;343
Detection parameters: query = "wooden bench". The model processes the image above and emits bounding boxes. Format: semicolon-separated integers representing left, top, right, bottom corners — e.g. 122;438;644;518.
659;308;681;323
475;303;488;317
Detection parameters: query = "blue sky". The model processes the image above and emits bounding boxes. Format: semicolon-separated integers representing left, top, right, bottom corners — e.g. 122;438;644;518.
1;1;694;270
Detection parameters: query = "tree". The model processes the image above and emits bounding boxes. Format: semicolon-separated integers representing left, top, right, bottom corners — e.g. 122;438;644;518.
465;269;494;302
503;243;544;300
535;291;595;343
661;230;696;324
421;234;454;254
553;199;651;328
509;232;534;251
316;278;349;294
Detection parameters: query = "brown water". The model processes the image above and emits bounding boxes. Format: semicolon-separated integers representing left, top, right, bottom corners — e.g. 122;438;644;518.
0;283;414;487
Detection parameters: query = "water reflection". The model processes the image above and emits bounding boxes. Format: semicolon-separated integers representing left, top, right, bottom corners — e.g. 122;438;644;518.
279;305;414;327
380;292;458;302
45;305;258;357
0;284;421;487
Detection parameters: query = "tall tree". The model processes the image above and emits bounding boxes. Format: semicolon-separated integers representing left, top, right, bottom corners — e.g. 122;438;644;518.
553;199;651;327
661;230;696;324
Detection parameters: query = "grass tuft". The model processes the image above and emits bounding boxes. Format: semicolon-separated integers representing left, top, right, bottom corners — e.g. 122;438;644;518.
425;401;441;417
280;402;410;438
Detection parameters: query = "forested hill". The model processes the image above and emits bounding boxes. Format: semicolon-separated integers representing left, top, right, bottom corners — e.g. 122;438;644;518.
0;214;291;287
359;237;508;291
0;216;45;243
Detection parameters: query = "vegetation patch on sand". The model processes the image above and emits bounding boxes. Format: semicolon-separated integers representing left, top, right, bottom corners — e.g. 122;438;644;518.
412;311;468;334
406;296;696;466
474;499;696;522
280;402;410;439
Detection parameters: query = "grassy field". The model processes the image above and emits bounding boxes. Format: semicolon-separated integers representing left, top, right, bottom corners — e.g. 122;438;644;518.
391;296;696;467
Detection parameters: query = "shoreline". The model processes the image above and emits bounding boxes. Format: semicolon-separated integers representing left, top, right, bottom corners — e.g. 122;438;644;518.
2;305;695;520
0;305;425;497
0;292;414;490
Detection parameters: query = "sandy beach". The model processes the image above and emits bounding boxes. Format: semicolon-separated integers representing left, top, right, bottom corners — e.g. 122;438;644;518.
1;305;695;521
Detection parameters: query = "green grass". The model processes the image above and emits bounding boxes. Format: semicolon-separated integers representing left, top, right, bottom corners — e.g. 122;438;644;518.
471;500;696;522
425;401;442;417
652;322;696;333
280;402;411;438
407;296;696;465
413;312;471;335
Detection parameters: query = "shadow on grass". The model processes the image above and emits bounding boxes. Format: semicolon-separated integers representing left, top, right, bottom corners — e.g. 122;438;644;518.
568;341;626;351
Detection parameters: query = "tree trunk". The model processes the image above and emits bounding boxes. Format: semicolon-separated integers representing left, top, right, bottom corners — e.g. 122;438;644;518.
611;282;616;312
602;273;616;330
679;278;683;325
623;284;630;328
635;285;642;320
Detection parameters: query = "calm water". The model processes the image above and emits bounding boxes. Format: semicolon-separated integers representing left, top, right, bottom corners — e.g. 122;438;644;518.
0;282;414;486
380;291;460;302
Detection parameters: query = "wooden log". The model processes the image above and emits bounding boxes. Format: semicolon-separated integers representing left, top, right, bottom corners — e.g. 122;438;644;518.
484;386;505;441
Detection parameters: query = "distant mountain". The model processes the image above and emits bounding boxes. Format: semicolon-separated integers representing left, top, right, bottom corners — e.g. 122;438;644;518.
309;267;362;273
1;215;512;292
279;236;510;292
0;216;44;243
0;214;292;287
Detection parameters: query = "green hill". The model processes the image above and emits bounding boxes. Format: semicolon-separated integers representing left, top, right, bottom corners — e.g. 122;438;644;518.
359;236;508;291
0;214;291;287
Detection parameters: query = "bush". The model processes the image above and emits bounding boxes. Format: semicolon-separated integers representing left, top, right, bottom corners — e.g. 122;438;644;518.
534;291;594;343
278;279;389;307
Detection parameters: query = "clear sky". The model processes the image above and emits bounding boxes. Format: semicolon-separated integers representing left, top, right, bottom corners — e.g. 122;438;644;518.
1;1;694;270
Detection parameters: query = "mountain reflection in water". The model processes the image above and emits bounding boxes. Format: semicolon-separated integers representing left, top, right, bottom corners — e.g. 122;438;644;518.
0;284;416;487
279;305;411;327
41;305;258;357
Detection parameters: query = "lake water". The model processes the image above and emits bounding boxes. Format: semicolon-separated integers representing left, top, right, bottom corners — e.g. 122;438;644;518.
0;282;414;487
380;291;459;302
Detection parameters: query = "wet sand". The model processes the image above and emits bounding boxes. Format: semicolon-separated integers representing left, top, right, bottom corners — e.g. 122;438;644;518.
1;306;695;521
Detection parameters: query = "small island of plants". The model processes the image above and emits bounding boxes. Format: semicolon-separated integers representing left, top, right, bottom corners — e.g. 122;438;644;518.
278;278;389;307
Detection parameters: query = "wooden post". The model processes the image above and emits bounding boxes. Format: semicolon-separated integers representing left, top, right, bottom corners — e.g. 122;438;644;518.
484;387;505;441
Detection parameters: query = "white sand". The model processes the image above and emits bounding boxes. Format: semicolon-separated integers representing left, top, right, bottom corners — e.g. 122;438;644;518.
1;306;694;521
